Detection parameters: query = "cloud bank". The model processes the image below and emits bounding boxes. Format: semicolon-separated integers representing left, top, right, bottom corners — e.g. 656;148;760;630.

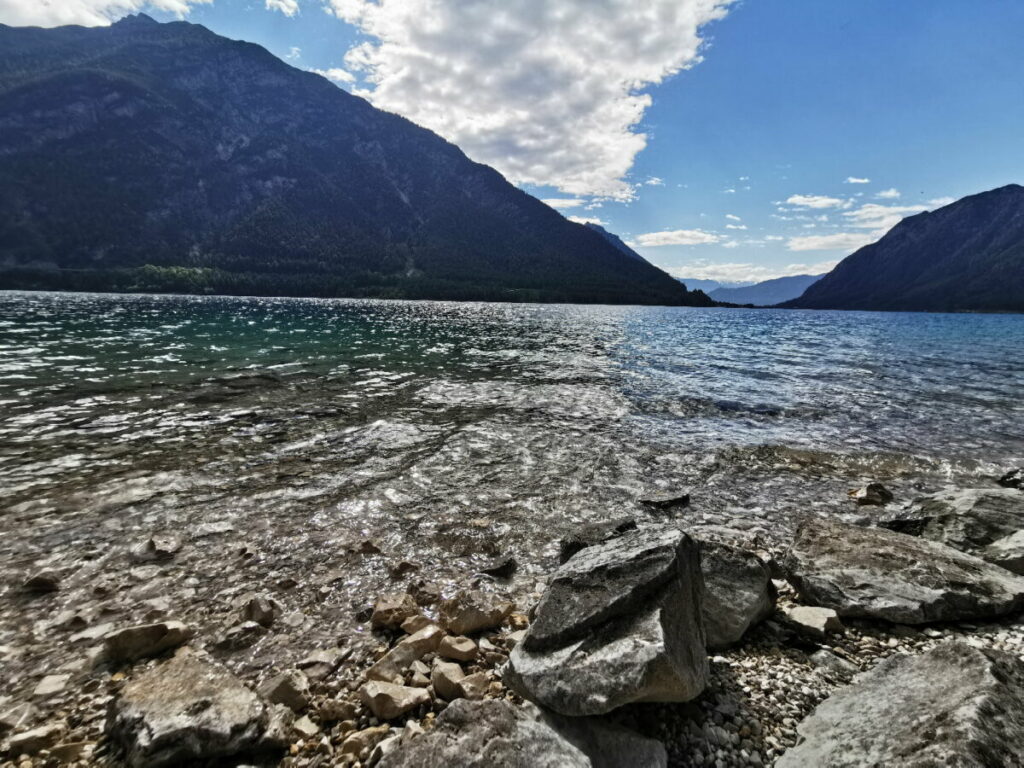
329;0;734;199
635;229;721;247
671;259;840;283
0;0;209;26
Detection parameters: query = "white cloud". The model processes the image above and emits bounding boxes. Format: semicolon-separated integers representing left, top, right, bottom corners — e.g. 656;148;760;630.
876;187;901;199
786;194;847;209
310;67;356;84
764;235;784;241
266;0;299;15
929;196;956;207
542;198;586;210
668;259;839;283
286;46;302;61
786;232;875;252
330;0;734;200
844;176;870;184
644;177;665;186
568;215;607;226
722;188;737;194
725;213;742;221
636;229;721;247
0;0;210;26
725;224;747;230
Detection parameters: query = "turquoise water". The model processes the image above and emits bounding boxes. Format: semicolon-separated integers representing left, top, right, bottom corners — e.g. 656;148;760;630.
2;290;1022;667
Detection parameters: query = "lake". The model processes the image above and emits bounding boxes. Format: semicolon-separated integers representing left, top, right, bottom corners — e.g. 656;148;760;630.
2;290;1023;656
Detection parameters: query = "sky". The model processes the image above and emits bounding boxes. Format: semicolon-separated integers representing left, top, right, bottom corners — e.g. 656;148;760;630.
3;0;1023;284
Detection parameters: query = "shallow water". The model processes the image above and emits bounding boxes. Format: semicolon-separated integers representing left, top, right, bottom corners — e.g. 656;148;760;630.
1;291;1023;678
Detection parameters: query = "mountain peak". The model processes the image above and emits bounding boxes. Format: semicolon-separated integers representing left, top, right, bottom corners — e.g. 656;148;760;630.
113;13;158;27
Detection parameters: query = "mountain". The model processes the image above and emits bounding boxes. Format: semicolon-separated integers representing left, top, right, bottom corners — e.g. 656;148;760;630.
710;274;823;306
0;16;712;307
785;185;1024;313
583;223;647;263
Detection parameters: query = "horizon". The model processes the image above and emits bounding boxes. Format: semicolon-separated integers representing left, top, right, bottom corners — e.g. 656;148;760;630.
2;1;1022;284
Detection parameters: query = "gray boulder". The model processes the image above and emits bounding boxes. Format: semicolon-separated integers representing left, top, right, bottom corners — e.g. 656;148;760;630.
377;698;666;768
558;517;637;564
777;642;1024;767
698;540;776;649
505;525;707;716
879;488;1024;574
105;649;287;767
785;517;1024;624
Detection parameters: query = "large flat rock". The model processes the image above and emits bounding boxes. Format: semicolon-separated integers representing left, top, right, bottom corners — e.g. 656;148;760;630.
377;698;666;768
777;642;1024;767
879;488;1024;573
105;649;285;767
505;525;707;716
785;517;1024;624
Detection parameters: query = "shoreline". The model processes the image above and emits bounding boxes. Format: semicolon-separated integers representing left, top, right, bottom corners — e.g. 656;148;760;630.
3;476;1023;766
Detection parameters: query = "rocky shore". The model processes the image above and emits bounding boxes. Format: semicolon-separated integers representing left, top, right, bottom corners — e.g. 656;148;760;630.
2;473;1024;767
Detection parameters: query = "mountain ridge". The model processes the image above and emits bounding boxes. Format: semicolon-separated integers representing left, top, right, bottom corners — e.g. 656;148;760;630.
784;185;1024;313
710;274;823;306
0;15;712;307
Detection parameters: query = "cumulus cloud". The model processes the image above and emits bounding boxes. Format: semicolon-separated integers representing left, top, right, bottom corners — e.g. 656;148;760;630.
844;176;870;184
725;224;747;230
286;46;302;60
669;259;839;282
0;0;209;26
266;0;299;15
786;196;952;252
310;67;356;84
636;229;721;247
725;213;741;221
568;215;608;226
542;198;586;210
644;177;665;186
785;194;848;210
876;187;901;199
329;0;734;200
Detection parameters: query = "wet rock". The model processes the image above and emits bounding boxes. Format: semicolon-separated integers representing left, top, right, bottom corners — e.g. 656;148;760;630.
848;482;894;506
505;525;707;716
997;468;1022;489
193;520;235;538
241;595;279;628
480;554;517;579
558;517;637;564
292;715;320;738
258;669;310;712
22;570;60;593
878;488;1024;574
105;649;285;767
296;648;347;682
639;491;691;512
216;620;267;651
0;702;34;734
371;593;420;630
408;579;443;606
777;642;1024;767
340;726;390;757
699;540;776;650
360;681;431;720
432;660;466;701
785;517;1024;624
440;591;514;635
100;621;193;663
366;625;445;682
377;698;667;768
32;673;70;698
8;722;65;755
401;615;433;634
438;635;477;662
456;672;489;701
783;606;842;639
129;533;183;564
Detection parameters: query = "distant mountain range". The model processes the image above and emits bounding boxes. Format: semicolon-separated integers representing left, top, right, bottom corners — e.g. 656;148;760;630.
785;185;1024;313
710;274;823;306
0;15;712;307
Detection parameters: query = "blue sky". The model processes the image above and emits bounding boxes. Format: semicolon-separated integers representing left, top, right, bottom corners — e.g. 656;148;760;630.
6;0;1023;284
